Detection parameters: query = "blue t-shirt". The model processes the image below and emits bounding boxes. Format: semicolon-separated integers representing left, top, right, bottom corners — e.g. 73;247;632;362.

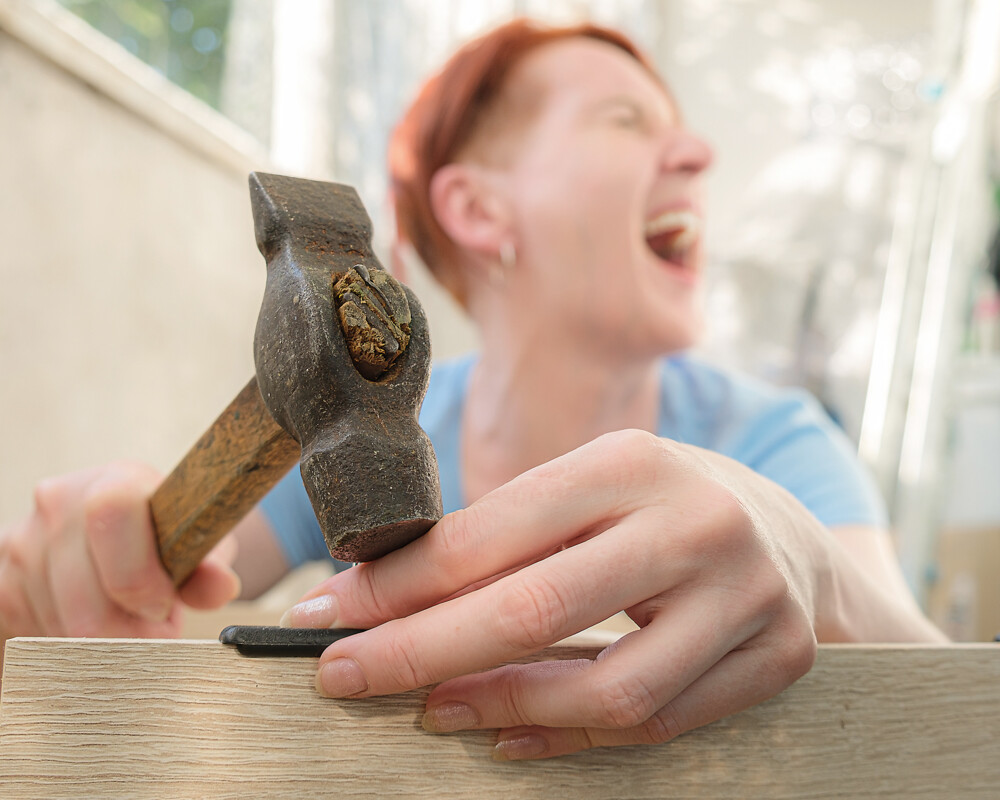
260;353;887;568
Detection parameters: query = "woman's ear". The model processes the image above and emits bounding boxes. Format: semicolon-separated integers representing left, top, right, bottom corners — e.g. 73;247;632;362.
388;238;411;284
429;163;511;257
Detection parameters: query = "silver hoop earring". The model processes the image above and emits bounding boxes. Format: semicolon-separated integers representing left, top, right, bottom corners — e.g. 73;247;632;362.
490;242;516;288
499;241;517;272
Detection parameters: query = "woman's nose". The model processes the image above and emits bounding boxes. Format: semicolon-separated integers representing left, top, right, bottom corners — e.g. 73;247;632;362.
659;128;714;175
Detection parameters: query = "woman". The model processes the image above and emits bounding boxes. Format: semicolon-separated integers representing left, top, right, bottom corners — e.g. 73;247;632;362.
264;19;944;758
0;19;943;761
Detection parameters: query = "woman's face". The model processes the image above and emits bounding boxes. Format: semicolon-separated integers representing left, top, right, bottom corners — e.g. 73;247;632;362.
487;37;713;359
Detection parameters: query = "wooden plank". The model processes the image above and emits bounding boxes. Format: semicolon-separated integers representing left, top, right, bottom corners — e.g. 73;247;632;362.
1;638;997;799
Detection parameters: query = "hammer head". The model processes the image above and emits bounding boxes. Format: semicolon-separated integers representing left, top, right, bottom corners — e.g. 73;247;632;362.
249;172;442;562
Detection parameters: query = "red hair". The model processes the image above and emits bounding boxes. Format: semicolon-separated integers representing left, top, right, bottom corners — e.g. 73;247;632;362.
388;18;663;307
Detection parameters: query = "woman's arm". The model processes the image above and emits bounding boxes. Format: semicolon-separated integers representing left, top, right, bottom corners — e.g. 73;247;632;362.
825;524;947;643
231;509;293;600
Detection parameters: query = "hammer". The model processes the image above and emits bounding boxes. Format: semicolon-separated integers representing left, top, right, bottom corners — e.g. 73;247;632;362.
149;172;442;585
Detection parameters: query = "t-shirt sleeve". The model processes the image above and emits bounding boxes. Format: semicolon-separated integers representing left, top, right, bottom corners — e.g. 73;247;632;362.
729;389;889;529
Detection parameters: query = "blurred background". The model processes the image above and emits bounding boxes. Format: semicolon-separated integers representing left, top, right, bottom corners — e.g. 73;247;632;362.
1;0;998;638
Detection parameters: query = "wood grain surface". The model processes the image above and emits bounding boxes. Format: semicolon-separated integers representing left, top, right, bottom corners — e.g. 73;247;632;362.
150;376;299;585
1;638;997;798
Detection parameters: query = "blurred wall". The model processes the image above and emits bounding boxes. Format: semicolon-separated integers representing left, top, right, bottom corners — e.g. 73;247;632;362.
0;1;273;520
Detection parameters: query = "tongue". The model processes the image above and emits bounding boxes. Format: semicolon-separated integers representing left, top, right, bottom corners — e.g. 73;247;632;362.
645;229;683;261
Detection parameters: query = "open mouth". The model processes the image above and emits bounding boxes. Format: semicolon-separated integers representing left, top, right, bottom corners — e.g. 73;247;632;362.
644;209;700;265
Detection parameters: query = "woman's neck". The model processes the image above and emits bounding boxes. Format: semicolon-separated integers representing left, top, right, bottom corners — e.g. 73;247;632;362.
461;333;662;504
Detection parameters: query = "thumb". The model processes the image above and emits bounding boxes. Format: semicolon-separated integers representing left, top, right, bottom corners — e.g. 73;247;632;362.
178;534;242;609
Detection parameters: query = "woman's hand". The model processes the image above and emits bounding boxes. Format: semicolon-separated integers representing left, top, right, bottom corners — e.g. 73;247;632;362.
282;429;855;760
0;461;241;654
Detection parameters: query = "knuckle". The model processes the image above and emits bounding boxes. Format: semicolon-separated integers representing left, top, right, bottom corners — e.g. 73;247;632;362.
494;578;571;653
105;459;162;488
428;508;481;574
3;528;34;572
81;504;110;553
602;428;661;458
380;629;434;690
595;429;665;476
82;471;144;531
591;677;661;729
81;483;165;605
574;429;675;514
705;486;755;541
640;703;686;744
32;477;70;533
778;623;818;683
103;565;163;608
488;664;536;726
677;485;758;563
478;664;537;727
354;564;407;624
739;563;794;621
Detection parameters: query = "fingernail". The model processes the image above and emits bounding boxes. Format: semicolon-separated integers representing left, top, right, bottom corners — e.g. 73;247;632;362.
493;733;548;761
137;599;172;623
422;702;481;733
280;595;338;628
316;658;368;698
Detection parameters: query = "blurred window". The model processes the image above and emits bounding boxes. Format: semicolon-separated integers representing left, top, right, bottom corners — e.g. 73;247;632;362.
57;0;232;109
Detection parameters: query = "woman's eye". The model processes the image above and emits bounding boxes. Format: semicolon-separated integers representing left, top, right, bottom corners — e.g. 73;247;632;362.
609;105;643;129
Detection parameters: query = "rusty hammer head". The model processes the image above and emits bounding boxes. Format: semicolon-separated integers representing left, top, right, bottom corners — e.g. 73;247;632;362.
249;172;442;562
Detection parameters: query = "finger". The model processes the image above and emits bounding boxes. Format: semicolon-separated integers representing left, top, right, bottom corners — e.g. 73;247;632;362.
315;514;690;697
83;463;175;623
492;622;816;759
178;560;241;609
48;517;181;639
421;586;753;733
31;466;113;533
5;518;65;635
178;534;241;609
25;467;116;635
47;512;127;637
206;533;238;568
293;431;680;629
0;556;47;638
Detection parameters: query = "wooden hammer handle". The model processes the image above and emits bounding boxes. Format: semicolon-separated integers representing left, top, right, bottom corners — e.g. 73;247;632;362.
150;377;300;586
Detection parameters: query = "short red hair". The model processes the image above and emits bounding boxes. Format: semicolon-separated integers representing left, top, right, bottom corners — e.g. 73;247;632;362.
388;18;663;307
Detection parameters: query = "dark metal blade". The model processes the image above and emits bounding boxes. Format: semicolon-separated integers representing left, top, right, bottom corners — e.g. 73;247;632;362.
219;625;365;657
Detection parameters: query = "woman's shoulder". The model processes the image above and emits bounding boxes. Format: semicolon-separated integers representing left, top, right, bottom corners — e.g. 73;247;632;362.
661;354;886;527
659;353;835;452
660;352;817;414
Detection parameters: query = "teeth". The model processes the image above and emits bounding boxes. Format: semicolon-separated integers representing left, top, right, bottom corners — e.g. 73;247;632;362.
644;210;700;250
